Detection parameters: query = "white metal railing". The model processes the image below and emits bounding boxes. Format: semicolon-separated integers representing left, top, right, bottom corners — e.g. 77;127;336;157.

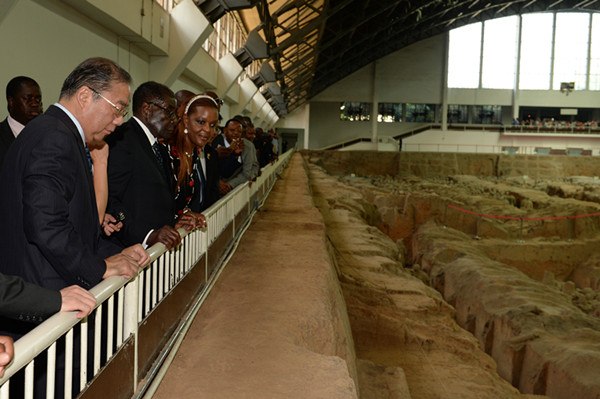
0;149;294;399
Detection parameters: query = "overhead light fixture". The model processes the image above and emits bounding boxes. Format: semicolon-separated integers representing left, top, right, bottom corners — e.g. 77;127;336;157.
194;0;259;23
233;26;269;68
250;62;277;88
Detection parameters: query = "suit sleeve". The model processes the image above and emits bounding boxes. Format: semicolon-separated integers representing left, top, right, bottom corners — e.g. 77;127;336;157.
0;273;61;322
22;131;106;288
107;134;150;245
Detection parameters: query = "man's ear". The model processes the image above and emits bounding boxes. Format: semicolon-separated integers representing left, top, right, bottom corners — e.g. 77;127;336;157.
7;97;14;113
141;102;153;120
76;86;93;110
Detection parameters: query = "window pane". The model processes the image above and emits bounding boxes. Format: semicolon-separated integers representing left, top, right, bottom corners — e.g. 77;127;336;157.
378;103;402;122
448;23;482;88
482;16;519;89
519;13;553;89
472;105;502;124
447;105;468;123
553;13;590;90
340;102;371;121
406;104;435;123
591;13;600;90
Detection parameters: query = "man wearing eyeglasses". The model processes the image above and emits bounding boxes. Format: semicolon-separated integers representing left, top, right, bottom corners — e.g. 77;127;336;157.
0;57;150;398
0;57;149;300
106;81;198;250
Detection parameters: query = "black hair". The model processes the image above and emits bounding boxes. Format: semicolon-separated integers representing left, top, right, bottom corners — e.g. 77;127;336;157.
59;57;131;100
6;76;39;100
132;81;175;114
224;118;243;129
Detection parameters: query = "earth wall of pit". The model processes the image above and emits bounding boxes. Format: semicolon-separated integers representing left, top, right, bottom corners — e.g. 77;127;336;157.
302;150;600;179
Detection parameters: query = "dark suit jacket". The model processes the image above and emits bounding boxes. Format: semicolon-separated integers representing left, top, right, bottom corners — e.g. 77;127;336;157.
211;133;242;179
0;118;15;172
0;105;119;293
0;273;60;322
191;145;220;212
106;118;176;247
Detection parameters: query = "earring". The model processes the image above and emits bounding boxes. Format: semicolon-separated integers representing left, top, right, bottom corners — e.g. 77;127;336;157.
184;128;188;135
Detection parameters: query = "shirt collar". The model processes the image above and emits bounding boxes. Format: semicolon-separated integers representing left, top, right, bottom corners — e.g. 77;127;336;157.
6;115;25;138
54;103;86;146
133;116;157;146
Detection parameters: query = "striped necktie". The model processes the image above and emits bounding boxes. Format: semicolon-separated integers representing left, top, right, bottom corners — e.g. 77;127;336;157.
84;146;93;173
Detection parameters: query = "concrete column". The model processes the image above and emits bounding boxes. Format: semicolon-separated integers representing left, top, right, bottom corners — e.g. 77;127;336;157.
217;52;244;99
370;61;378;149
251;93;267;120
231;78;258;115
513;15;523;120
303;103;310;149
441;31;449;131
150;0;212;86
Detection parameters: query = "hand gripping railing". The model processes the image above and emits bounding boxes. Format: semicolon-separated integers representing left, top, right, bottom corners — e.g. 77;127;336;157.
0;149;293;399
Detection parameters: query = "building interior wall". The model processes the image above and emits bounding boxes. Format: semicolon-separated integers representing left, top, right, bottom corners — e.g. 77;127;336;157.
308;33;600;150
2;1;599;149
0;0;277;128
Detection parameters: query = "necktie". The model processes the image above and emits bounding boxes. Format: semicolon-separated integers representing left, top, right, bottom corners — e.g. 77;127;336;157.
152;141;165;170
84;146;93;173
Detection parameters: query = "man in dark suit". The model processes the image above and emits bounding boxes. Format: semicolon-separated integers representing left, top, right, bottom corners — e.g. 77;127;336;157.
0;57;149;398
0;57;148;305
107;81;197;249
0;274;96;378
0;76;43;171
194;144;220;211
212;118;245;196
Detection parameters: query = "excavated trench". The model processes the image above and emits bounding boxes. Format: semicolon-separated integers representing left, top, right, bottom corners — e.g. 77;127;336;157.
303;150;600;399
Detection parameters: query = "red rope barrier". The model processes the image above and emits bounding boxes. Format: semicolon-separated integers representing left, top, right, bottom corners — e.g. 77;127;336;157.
447;204;479;216
481;214;520;220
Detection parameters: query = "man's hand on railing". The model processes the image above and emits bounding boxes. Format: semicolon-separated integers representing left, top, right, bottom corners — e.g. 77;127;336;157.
103;250;144;280
0;335;14;378
121;244;150;267
59;285;97;318
147;226;182;250
219;180;231;195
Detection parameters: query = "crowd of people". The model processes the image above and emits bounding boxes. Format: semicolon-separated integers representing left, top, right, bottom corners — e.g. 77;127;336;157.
516;118;600;130
0;57;279;396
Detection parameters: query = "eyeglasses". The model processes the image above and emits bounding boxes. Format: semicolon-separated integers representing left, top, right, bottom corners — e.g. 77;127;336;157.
150;102;179;123
90;87;129;118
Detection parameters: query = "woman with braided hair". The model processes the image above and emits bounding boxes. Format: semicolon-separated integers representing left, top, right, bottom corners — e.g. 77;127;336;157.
168;94;221;215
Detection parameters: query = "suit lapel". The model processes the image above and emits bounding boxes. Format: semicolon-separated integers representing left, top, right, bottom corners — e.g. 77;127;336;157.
130;120;173;190
0;119;15;147
45;105;99;229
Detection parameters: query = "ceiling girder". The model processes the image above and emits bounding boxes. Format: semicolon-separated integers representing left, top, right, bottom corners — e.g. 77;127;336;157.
236;0;600;116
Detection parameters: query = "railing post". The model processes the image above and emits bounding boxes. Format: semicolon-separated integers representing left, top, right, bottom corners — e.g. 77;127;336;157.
123;277;139;388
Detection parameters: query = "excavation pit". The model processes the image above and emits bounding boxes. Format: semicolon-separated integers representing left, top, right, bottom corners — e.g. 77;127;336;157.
304;150;600;399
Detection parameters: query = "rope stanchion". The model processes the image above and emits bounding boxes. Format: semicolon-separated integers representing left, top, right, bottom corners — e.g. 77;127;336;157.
519;217;524;243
